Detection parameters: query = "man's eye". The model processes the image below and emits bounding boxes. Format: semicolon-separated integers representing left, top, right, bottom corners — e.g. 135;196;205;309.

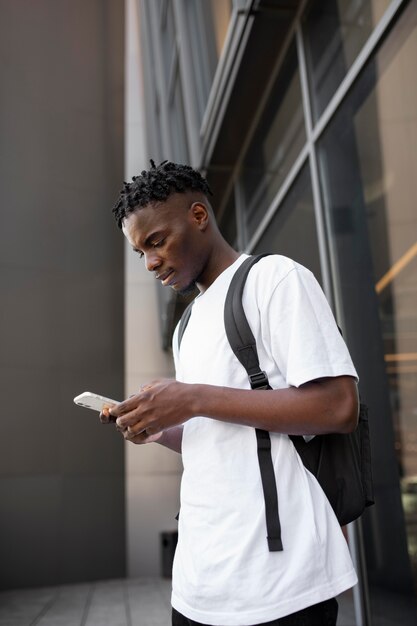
152;239;165;248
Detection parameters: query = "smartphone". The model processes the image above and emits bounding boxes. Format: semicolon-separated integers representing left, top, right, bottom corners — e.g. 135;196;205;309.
73;391;119;412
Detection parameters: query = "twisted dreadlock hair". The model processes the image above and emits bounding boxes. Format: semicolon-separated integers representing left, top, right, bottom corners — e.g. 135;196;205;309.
112;160;213;229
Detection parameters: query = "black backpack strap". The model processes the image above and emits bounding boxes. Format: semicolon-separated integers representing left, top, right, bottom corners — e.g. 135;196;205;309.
178;301;194;349
226;255;271;389
225;254;283;552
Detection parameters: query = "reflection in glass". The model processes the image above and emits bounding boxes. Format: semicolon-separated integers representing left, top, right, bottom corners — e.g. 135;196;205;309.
161;0;176;83
239;41;306;242
210;0;233;58
302;0;390;121
218;191;238;249
184;0;233;124
169;68;189;164
318;1;417;621
253;165;322;285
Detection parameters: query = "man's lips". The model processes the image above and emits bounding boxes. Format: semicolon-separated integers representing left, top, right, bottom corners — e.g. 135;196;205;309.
156;270;175;286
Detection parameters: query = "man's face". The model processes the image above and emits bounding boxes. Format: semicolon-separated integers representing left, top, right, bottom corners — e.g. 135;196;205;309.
122;193;210;294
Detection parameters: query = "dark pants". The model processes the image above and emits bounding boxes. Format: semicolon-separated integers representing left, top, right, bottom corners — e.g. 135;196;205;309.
172;598;338;626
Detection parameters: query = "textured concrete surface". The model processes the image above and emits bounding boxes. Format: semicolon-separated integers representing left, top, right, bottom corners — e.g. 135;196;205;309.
0;578;171;626
1;578;413;625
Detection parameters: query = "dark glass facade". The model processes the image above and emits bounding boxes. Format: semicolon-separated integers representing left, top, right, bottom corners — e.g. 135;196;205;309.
138;0;417;622
318;3;417;619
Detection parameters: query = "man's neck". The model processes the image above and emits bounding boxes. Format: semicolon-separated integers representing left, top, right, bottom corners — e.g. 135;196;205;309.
196;243;240;293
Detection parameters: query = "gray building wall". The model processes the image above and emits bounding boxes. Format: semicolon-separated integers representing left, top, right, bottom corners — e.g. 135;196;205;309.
0;0;125;589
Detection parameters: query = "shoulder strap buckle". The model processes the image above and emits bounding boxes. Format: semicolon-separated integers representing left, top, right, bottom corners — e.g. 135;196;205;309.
249;370;269;390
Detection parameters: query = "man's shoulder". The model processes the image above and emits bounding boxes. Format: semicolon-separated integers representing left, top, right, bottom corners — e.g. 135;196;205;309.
245;254;311;287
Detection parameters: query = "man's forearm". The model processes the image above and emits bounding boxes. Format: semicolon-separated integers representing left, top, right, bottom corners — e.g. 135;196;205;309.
112;376;358;440
190;377;358;435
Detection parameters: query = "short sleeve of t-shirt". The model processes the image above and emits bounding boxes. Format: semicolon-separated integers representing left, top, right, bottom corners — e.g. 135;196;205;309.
251;261;358;388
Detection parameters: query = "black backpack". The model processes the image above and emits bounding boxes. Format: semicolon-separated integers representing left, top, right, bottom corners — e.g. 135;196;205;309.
178;254;374;551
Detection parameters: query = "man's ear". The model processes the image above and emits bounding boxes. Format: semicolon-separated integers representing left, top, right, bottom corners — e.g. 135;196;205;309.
189;202;209;231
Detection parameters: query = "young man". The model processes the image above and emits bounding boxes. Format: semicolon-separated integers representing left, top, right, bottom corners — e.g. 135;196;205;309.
104;161;359;626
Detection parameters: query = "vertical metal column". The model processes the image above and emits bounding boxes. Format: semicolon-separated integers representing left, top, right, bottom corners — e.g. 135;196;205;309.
295;25;333;306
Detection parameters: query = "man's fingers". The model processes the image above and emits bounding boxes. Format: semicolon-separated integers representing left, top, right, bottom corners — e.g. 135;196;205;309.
127;421;149;436
115;410;142;429
109;386;152;418
99;408;116;424
141;425;160;436
122;429;161;445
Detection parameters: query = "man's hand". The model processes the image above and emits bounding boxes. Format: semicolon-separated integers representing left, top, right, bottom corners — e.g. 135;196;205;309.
100;406;164;444
109;378;193;438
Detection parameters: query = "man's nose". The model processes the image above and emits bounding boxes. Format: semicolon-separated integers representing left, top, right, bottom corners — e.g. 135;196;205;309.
145;251;162;272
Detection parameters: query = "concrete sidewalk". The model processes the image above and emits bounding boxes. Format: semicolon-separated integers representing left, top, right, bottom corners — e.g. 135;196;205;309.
0;579;378;626
1;578;415;626
0;578;172;626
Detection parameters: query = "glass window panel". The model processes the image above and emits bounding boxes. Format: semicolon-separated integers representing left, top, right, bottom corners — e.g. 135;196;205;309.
253;164;322;285
155;0;164;16
318;2;417;621
183;0;233;124
210;0;233;58
161;0;176;83
218;191;238;249
151;103;163;164
303;0;391;121
239;41;306;243
169;69;189;164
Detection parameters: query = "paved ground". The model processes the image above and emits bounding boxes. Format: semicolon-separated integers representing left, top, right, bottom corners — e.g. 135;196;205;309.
0;578;172;626
0;578;414;626
0;579;358;626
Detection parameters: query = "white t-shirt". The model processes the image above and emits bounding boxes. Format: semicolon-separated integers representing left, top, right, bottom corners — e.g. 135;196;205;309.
171;254;358;626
